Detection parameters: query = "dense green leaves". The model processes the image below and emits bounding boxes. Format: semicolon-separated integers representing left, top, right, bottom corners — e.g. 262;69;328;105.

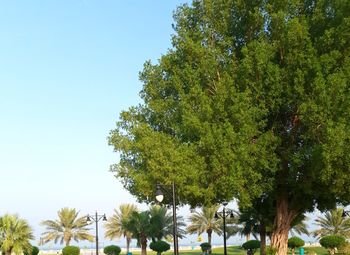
0;214;34;255
103;245;121;255
320;235;346;255
242;240;260;253
288;237;305;249
149;241;171;255
109;1;350;253
62;246;80;255
109;0;350;209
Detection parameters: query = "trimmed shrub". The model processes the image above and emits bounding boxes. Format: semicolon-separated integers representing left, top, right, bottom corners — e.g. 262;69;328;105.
62;246;80;255
288;237;305;255
24;246;40;255
242;240;260;255
103;245;121;255
150;241;170;255
200;242;211;253
320;235;346;255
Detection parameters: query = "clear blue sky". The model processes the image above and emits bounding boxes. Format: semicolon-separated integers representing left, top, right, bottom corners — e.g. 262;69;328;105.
0;0;318;248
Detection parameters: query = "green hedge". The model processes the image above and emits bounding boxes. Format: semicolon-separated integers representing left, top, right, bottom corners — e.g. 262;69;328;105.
62;246;80;255
150;241;170;255
103;245;121;255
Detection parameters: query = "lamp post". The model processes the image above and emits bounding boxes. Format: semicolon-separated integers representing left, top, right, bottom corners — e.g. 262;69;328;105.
214;202;234;255
155;182;179;255
87;212;107;255
342;210;350;218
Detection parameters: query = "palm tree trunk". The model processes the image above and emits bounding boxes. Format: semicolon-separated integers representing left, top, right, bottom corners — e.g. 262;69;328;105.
141;238;147;255
259;223;266;255
246;233;250;241
6;248;13;255
292;248;295;255
126;237;131;254
207;229;212;254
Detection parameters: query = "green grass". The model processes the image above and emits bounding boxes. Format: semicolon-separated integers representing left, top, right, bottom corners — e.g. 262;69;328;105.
42;246;330;255
123;246;329;255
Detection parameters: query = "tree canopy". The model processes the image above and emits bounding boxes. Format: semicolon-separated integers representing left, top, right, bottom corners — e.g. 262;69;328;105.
109;0;350;254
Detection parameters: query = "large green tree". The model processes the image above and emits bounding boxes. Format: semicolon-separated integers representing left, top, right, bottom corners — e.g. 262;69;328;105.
0;214;34;255
109;1;350;254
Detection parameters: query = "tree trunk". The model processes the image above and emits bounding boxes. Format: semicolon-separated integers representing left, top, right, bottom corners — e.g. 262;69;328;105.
141;238;147;255
246;233;250;241
271;197;297;255
260;223;266;255
292;248;295;255
207;229;212;254
126;237;131;254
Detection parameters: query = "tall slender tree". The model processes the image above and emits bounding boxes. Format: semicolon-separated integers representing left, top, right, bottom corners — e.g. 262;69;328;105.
149;205;186;241
109;1;350;254
40;208;93;246
313;208;350;238
0;214;34;255
122;211;153;255
105;204;138;254
186;205;222;249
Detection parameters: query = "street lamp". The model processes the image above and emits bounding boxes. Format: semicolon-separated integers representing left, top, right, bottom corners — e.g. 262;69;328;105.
87;212;107;255
214;202;234;255
342;210;350;218
155;182;179;255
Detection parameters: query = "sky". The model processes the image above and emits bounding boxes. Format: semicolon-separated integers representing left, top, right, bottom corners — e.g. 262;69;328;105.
0;0;322;250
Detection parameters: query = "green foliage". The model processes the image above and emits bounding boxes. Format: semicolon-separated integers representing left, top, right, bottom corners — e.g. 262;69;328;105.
40;208;93;246
242;240;261;252
149;205;186;241
109;0;350;210
288;237;305;249
200;243;211;252
122;211;153;247
320;235;346;249
105;204;138;253
186;205;222;245
149;241;170;254
314;208;350;238
24;246;40;255
109;0;350;253
62;246;80;255
0;214;34;255
103;245;121;255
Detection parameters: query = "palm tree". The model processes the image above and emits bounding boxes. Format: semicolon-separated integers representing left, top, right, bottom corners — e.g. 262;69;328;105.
104;204;138;254
148;205;186;241
313;207;350;238
0;214;34;255
186;205;222;248
123;211;154;255
40;207;94;246
290;215;309;237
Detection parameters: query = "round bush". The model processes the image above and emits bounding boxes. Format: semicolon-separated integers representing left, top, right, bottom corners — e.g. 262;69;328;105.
62;246;80;255
103;245;121;255
320;235;346;249
288;237;305;249
200;242;211;252
150;241;170;255
242;240;261;251
24;246;40;255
